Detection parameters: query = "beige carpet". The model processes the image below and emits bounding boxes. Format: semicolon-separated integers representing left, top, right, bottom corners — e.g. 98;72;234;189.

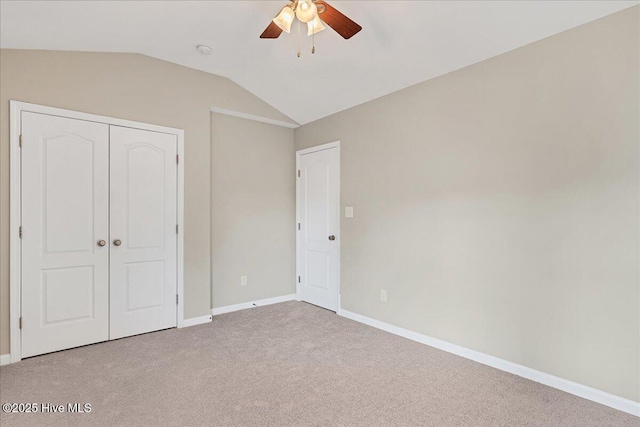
0;301;637;427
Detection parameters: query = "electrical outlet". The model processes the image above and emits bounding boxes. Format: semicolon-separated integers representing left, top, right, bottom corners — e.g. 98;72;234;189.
380;289;387;302
241;276;247;286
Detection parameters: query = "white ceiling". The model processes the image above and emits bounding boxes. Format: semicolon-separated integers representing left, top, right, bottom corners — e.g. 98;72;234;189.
1;1;637;125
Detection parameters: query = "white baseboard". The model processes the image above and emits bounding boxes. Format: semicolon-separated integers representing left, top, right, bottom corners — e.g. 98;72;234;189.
211;294;296;316
0;354;11;366
179;314;213;328
339;309;640;418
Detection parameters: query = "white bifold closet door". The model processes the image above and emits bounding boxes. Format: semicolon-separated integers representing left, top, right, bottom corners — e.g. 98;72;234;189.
21;113;178;358
109;126;177;340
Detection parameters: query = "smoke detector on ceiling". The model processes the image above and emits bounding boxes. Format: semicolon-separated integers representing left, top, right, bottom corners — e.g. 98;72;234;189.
196;45;212;55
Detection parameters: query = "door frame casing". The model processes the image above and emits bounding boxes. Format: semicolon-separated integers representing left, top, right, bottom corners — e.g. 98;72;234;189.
295;141;341;313
9;100;186;364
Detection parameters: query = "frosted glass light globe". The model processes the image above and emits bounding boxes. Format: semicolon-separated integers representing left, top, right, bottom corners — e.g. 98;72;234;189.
273;5;295;33
296;0;317;23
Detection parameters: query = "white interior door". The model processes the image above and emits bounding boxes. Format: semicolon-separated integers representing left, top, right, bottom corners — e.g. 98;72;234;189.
21;112;110;358
109;126;178;339
298;147;340;311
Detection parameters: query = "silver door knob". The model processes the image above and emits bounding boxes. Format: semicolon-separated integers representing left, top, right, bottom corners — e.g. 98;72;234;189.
113;239;122;246
328;235;336;241
97;240;106;247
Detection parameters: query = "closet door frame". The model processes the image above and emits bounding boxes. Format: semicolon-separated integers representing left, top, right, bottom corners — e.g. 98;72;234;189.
9;100;186;364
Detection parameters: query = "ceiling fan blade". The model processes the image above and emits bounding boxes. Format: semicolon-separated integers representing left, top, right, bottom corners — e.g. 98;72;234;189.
260;21;284;39
316;1;362;39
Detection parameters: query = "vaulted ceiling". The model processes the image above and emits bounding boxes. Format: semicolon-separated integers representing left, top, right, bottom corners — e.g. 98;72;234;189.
1;1;637;125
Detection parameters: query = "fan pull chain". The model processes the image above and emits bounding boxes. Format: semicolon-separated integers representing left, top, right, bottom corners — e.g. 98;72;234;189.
312;30;315;54
297;20;301;58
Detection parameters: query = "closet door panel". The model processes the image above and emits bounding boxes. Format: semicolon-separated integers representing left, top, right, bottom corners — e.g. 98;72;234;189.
21;112;110;358
109;126;178;339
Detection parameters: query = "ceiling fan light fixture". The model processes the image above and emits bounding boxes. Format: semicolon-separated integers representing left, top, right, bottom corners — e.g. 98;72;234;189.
273;5;295;33
260;0;362;53
307;15;326;35
295;0;317;23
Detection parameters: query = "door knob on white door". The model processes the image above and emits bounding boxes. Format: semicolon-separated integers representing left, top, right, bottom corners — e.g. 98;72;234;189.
97;240;106;247
328;235;336;241
113;239;122;246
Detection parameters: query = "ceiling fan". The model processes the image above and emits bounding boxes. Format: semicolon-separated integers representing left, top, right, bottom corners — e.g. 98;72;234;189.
260;0;362;44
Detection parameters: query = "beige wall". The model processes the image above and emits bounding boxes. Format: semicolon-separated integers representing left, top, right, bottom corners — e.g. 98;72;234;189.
295;7;640;401
210;114;295;308
0;49;297;354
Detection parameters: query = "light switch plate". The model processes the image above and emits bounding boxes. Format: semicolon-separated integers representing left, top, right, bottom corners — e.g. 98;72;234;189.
380;289;387;302
345;207;354;218
241;276;247;286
